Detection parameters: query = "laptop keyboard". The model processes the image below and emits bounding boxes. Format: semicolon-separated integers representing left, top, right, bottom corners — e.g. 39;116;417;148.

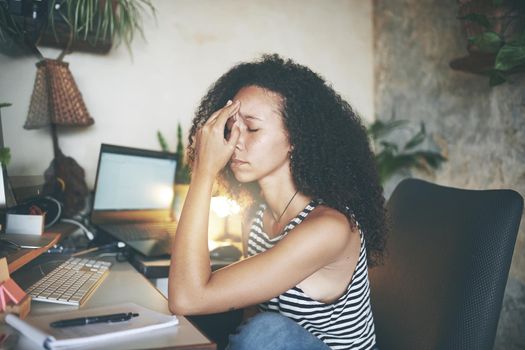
101;222;177;241
26;258;112;307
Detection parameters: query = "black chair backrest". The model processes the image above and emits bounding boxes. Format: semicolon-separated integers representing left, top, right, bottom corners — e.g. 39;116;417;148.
369;178;523;350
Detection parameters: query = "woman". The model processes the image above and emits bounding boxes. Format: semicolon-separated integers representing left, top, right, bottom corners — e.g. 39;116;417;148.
169;54;387;350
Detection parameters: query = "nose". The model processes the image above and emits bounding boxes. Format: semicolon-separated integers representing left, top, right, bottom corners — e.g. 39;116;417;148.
234;117;246;151
235;128;245;151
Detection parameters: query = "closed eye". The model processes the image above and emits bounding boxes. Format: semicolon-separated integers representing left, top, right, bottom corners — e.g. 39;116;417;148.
247;128;259;132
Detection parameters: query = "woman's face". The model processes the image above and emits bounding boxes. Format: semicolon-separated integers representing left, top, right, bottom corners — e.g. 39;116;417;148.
226;85;291;184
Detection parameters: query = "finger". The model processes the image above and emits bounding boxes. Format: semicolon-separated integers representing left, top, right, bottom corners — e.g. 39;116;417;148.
226;121;241;147
216;100;240;127
205;109;223;126
206;100;234;125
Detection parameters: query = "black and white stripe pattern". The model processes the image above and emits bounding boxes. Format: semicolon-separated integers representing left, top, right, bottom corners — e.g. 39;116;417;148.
247;200;376;350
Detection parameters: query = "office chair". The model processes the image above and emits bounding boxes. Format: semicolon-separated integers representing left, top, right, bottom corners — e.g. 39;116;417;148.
369;178;523;350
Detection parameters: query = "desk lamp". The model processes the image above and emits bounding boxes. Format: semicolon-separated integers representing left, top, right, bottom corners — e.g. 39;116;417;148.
210;196;241;243
24;58;93;217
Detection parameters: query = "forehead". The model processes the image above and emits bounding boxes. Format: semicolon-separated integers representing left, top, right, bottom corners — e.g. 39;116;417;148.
233;86;283;119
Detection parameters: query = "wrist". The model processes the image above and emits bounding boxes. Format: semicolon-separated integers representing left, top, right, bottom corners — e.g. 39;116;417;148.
190;170;216;189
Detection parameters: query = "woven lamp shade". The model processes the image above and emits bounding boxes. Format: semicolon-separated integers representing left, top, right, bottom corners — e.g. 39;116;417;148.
25;59;94;129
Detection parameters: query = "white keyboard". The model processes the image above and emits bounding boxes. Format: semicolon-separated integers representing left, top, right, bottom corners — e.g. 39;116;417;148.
26;258;112;307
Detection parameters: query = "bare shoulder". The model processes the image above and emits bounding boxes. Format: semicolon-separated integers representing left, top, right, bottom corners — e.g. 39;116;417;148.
306;205;356;234
284;204;359;255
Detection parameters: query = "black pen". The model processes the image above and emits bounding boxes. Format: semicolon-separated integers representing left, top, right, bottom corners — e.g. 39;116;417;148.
50;312;139;328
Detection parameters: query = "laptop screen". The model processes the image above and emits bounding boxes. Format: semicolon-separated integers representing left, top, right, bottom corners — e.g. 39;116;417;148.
92;144;177;212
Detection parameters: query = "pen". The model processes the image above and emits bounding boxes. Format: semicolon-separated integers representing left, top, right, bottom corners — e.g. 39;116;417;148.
50;312;139;328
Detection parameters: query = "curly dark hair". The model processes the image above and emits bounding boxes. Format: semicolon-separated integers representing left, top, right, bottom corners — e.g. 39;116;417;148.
188;54;387;266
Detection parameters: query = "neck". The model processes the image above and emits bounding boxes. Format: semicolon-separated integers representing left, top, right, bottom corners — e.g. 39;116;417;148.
259;175;310;226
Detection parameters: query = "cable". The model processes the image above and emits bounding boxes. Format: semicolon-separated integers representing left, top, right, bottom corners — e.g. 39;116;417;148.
60;218;95;241
71;242;126;257
43;196;62;228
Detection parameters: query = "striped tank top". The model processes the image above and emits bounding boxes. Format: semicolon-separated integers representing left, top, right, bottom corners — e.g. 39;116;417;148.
247;199;376;350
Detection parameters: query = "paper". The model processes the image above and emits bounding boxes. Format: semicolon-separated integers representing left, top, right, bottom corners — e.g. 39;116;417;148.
5;302;179;349
5;213;44;235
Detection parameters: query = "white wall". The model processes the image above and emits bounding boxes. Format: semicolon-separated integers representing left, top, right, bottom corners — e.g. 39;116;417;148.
0;0;374;189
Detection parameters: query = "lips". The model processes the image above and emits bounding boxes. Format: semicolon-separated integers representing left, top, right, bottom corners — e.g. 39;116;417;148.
230;158;248;167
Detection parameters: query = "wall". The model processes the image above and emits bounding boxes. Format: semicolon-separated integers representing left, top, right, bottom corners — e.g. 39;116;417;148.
0;0;374;189
374;0;525;348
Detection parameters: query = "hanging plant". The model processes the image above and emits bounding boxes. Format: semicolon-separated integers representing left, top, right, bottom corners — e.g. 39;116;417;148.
0;0;156;54
450;0;525;86
47;0;155;52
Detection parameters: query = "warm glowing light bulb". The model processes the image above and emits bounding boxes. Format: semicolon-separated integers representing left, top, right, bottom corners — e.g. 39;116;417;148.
210;196;241;218
155;185;174;207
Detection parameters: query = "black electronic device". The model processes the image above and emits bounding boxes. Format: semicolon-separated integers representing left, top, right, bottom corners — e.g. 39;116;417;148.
209;245;242;262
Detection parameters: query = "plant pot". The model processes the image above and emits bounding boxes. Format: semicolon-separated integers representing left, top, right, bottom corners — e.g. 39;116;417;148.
173;184;190;221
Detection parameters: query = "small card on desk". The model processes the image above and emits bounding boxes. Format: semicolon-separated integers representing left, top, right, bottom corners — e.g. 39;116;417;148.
5;214;44;235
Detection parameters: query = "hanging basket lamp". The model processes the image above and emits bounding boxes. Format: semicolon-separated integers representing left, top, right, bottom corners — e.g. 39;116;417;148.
25;59;94;129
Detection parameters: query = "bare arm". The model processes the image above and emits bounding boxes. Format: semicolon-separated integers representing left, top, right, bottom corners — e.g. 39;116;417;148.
169;99;242;313
170;202;353;315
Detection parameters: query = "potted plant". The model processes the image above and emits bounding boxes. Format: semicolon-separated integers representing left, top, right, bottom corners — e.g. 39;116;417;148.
367;119;447;184
450;0;525;86
0;0;155;55
158;123;191;220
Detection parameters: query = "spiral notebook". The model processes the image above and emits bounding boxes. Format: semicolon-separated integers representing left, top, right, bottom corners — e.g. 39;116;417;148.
5;302;178;349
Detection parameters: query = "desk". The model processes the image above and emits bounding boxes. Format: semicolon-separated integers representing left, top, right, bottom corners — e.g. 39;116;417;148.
4;232;60;273
7;255;216;350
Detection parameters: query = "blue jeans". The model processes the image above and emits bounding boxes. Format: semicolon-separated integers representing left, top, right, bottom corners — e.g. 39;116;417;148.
226;312;330;350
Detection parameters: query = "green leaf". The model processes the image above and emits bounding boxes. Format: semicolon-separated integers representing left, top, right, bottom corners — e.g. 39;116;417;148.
468;32;503;53
459;13;491;29
495;44;525;71
489;70;507;86
0;147;11;165
0;102;12;108
511;31;525;46
367;119;408;140
379;141;399;153
404;123;426;150
157;130;169;152
176;123;184;155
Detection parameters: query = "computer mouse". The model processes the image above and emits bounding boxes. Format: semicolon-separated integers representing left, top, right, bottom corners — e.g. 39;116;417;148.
209;245;242;262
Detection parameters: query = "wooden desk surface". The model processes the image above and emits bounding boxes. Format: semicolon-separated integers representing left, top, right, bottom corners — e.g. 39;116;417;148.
9;255;216;350
5;232;60;274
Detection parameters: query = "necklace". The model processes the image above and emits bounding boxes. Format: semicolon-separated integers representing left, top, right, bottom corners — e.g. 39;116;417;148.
270;190;299;234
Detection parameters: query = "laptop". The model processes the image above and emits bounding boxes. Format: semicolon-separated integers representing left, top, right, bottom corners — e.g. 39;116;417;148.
90;144;178;257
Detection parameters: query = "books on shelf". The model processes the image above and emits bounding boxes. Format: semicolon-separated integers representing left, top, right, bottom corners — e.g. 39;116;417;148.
5;302;179;349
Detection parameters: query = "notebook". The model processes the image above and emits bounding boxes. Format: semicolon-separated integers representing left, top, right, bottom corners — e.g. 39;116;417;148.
90;144;178;257
5;302;178;349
